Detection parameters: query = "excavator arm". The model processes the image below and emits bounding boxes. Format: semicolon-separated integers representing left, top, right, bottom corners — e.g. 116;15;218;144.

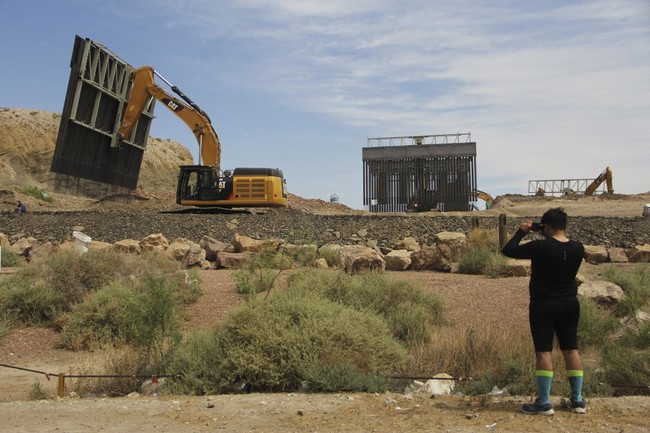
119;66;221;168
585;166;614;196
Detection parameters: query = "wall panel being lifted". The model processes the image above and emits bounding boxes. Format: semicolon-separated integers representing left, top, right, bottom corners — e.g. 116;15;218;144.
51;35;155;191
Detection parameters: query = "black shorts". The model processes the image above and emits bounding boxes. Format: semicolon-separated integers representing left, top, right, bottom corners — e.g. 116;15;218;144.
529;297;580;352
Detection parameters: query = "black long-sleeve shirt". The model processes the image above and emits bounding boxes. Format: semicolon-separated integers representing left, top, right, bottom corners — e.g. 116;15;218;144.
502;229;585;301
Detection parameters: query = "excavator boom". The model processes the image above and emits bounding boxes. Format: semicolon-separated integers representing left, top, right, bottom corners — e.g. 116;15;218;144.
119;66;221;168
585;166;614;196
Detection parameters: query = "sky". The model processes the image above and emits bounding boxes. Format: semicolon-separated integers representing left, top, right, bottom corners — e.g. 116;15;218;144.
1;0;649;209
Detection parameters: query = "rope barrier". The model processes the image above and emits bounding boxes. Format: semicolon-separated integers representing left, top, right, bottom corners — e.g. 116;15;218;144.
2;362;647;396
0;362;182;397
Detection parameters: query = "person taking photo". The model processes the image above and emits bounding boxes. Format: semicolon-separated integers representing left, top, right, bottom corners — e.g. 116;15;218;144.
502;207;586;415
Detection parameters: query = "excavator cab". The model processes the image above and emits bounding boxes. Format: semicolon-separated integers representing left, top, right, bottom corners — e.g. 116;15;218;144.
177;166;288;208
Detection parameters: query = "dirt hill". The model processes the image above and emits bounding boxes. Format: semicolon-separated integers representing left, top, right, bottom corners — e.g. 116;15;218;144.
0;108;193;193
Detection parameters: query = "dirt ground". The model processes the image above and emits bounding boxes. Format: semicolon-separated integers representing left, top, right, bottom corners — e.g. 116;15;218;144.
1;268;649;432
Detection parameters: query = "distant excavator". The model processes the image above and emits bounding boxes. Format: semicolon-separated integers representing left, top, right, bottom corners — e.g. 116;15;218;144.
585;166;614;196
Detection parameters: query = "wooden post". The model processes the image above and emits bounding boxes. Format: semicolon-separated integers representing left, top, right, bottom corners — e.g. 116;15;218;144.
498;214;507;248
58;373;65;398
471;216;479;230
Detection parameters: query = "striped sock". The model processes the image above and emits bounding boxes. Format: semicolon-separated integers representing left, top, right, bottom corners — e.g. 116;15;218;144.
535;370;553;405
568;370;584;402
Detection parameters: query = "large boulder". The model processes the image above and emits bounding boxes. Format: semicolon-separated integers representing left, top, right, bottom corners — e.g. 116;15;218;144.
200;236;232;261
434;232;467;262
9;236;37;256
234;235;282;253
607;247;629;263
339;245;385;275
578;280;625;306
318;243;341;267
411;244;453;272
384;249;412;271
394;237;421;252
627;244;650;263
217;251;253;269
141;233;169;253
584;245;609;264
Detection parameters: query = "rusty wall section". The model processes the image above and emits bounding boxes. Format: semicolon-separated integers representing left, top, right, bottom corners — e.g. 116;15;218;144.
363;141;477;212
51;35;155;190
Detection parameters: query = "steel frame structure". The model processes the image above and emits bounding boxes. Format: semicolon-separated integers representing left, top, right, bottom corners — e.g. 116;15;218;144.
363;134;477;212
528;178;605;196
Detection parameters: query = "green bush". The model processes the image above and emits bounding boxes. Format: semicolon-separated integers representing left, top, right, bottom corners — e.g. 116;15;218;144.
0;249;197;338
458;229;510;277
1;249;20;267
286;269;444;344
181;292;406;393
127;275;183;364
459;246;509;277
601;265;650;317
578;296;620;347
302;362;387;393
58;282;138;350
601;343;650;387
458;247;493;275
234;246;291;296
165;330;231;395
20;186;54;203
0;278;64;325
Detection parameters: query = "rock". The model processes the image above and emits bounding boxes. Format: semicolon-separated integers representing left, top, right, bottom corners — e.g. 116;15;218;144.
607;247;629;263
88;241;113;251
113;239;142;254
200;236;232;261
411;244;452;272
505;259;530;277
394;236;420;252
384;249;412;271
626;244;650;263
339;245;385;275
184;245;207;268
141;233;169;253
217;251;253;269
434;232;467;262
9;236;37;256
584;245;609;264
318;244;341;267
312;257;329;269
578;280;625;305
0;232;10;248
234;235;282;253
29;242;57;259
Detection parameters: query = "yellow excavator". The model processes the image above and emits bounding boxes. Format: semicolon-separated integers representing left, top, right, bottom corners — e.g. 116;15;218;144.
119;66;288;208
475;189;494;209
585;166;614;196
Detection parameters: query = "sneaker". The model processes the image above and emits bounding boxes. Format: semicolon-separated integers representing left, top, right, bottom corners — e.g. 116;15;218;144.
521;400;555;416
570;398;586;414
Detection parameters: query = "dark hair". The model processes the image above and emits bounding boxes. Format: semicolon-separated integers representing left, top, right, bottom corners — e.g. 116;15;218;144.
541;207;567;230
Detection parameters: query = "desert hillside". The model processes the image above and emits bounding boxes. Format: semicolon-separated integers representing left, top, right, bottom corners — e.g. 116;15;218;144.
0;108;193;193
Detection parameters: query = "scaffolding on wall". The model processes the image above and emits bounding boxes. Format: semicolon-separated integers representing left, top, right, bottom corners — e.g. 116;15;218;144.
363;133;477;213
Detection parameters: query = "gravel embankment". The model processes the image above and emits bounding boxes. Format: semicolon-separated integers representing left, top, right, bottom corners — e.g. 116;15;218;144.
2;207;649;249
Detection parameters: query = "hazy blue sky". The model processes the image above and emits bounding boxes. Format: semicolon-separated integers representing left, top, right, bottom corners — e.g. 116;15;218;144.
1;0;648;209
